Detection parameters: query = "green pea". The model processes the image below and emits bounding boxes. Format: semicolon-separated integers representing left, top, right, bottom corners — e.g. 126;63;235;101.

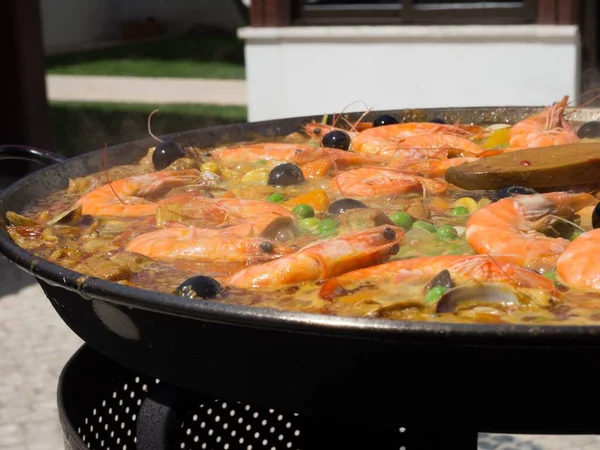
298;217;321;233
266;193;285;203
451;206;470;216
425;286;448;304
435;225;458;241
291;204;315;219
570;231;582;241
389;211;413;231
543;271;558;281
257;159;267;165
412;220;436;233
317;218;339;234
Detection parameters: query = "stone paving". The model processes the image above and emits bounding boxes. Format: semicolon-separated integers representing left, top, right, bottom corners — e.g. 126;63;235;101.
2;254;600;449
45;75;247;106
0;258;82;450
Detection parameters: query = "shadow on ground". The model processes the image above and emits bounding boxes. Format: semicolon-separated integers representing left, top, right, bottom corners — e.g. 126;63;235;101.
0;255;36;297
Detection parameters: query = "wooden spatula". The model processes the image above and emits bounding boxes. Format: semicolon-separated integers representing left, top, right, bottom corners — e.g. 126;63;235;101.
444;142;600;190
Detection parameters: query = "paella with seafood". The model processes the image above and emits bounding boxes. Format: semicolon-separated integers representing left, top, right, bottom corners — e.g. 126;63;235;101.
7;96;600;325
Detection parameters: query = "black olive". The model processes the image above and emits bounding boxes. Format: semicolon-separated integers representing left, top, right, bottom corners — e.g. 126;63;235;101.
577;121;600;139
152;141;185;170
328;198;368;214
430;118;447;124
260;241;273;253
593;203;600;229
425;269;454;292
373;114;399;128
267;163;305;186
175;276;223;300
493;185;537;202
322;130;351;150
382;227;396;240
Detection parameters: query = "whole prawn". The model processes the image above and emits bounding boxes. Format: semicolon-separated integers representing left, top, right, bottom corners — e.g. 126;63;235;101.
556;228;600;292
508;96;579;149
332;167;448;198
126;225;292;263
76;169;216;217
465;192;596;272
352;122;483;155
225;225;404;289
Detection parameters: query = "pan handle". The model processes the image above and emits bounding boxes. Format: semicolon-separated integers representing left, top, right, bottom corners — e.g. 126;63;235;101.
0;145;68;166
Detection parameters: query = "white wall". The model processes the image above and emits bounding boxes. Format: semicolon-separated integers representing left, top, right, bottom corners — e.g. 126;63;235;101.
238;25;580;122
41;0;120;54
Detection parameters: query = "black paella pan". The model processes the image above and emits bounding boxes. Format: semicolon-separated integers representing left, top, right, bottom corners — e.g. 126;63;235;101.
2;107;600;436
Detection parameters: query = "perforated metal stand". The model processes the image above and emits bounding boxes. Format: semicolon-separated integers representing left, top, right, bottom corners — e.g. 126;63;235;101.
58;345;478;450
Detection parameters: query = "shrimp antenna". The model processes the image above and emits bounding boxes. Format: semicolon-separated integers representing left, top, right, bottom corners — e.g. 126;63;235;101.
147;109;164;143
547;215;586;233
331;101;371;128
350;107;374;131
341;116;359;132
565;91;600;115
102;144;126;205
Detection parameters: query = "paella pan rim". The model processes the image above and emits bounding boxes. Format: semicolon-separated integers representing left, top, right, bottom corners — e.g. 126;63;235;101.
2;105;599;347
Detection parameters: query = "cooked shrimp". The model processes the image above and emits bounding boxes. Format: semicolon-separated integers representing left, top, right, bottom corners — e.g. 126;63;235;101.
210;143;323;166
508;96;579;149
332;167;448;198
391;157;478;178
126;226;292;263
226;225;404;289
382;133;482;169
76;169;213;217
556;228;600;292
391;133;486;156
352;123;482;155
465;192;596;271
169;197;295;232
319;255;555;299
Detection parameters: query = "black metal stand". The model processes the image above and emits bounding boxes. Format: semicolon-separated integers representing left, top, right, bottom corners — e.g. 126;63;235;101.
56;345;487;450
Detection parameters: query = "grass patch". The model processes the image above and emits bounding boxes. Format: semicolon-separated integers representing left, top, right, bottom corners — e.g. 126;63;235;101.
50;102;247;157
46;35;245;80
